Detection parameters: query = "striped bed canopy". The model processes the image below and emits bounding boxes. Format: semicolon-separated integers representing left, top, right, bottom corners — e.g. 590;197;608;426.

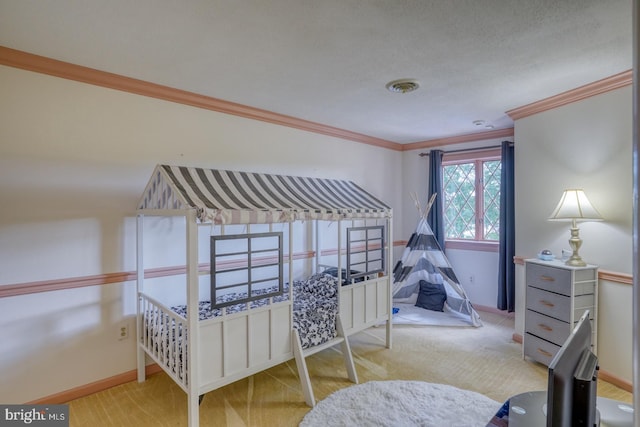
138;164;392;224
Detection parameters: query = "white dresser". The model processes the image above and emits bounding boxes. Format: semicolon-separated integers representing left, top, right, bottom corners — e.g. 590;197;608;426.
523;258;598;366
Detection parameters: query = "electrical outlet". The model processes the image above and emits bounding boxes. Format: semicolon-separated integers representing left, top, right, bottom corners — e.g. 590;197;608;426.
469;275;474;283
118;323;129;340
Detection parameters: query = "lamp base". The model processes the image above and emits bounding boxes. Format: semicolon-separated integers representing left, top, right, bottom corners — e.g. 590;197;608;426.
565;256;587;267
565;224;587;267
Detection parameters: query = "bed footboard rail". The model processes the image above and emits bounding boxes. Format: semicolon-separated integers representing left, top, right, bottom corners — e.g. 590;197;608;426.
139;293;189;391
339;276;391;341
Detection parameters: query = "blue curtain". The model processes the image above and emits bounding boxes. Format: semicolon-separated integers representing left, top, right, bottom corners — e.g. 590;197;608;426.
497;141;515;312
427;149;445;250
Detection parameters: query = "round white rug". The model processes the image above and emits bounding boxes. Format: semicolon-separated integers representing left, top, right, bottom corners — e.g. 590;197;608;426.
300;380;501;427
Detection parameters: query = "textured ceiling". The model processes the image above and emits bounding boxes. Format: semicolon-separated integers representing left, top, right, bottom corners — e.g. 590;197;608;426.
0;0;632;144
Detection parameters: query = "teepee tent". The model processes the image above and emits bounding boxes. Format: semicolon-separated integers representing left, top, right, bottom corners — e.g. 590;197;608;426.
392;195;481;327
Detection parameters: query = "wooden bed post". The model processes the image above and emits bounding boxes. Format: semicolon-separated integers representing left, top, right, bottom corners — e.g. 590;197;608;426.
136;214;146;383
337;219;343;284
289;221;294;295
186;210;200;427
386;212;393;349
314;220;319;274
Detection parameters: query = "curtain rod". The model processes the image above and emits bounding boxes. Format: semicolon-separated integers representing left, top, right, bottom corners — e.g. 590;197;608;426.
418;141;513;157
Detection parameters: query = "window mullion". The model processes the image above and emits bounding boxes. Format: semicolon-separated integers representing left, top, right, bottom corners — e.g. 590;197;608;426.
475;160;484;241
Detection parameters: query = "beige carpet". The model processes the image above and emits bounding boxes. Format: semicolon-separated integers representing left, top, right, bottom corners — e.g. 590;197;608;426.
66;311;631;426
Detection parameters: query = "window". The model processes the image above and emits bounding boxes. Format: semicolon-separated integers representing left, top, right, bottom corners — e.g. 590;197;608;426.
442;148;501;251
210;231;284;309
346;225;385;281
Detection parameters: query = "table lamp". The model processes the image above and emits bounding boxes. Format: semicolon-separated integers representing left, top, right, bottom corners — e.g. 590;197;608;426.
548;189;602;266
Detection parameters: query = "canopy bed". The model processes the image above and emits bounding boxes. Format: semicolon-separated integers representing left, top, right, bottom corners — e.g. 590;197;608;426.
136;165;393;427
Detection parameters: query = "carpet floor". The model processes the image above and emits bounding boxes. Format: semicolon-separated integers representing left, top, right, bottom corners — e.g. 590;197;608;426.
67;310;632;426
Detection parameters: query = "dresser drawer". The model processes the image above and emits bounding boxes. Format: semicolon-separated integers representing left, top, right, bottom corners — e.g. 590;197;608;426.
524;333;561;366
526;286;570;322
525;309;570;346
526;262;571;295
523;260;598;367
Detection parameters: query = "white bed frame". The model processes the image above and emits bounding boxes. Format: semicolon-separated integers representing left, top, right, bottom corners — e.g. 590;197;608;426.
136;210;393;427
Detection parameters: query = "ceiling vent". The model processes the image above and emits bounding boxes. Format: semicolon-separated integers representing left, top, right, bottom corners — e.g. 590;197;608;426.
386;79;420;94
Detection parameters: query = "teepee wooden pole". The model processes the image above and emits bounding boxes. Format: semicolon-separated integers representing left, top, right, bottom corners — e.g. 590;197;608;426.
410;192;421;214
424;193;437;217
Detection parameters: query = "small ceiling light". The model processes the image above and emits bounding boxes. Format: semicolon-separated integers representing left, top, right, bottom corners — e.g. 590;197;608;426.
473;120;495;129
386;79;420;94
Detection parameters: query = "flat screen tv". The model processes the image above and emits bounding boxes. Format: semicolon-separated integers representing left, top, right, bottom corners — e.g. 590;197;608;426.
546;310;599;427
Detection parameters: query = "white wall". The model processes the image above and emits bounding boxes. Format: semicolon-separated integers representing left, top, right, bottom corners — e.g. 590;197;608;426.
0;65;402;403
446;249;499;308
514;86;633;382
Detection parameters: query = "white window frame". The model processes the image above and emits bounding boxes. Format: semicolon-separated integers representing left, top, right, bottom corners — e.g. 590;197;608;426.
442;148;501;253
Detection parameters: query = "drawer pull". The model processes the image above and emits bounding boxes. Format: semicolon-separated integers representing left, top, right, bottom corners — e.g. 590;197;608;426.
540;275;555;282
537;348;553;357
540;300;555;308
538;323;553;332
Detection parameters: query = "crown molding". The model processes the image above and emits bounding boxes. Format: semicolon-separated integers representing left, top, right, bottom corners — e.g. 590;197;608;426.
506;70;632;120
401;127;514;151
0;46;401;150
2;46;629;152
0;47;516;152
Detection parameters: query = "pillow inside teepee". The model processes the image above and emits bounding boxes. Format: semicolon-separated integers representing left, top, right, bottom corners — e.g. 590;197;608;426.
415;279;447;312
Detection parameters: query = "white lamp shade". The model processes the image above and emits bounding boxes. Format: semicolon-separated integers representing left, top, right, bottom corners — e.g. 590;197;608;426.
549;189;603;221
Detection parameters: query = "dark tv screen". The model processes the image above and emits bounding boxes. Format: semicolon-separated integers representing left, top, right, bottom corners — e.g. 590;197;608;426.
546;310;598;427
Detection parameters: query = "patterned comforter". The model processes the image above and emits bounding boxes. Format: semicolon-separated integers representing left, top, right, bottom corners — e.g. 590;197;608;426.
292;273;339;349
167;273;339;349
